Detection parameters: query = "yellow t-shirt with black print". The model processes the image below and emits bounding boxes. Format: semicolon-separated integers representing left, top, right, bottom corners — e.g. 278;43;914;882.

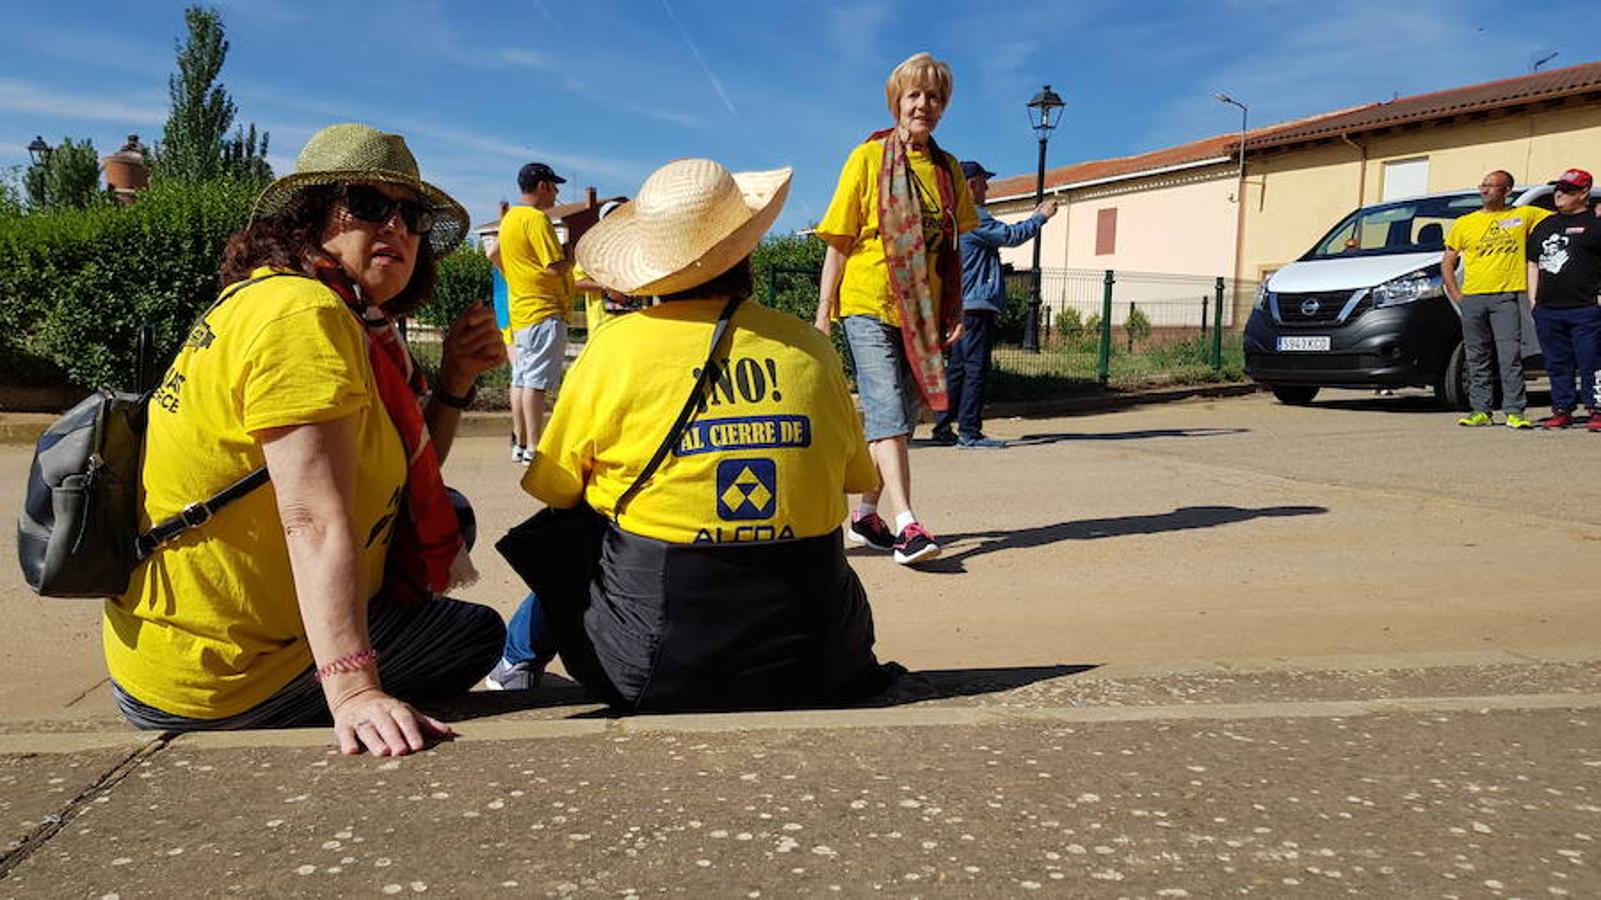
103;269;407;719
501;205;574;331
523;298;879;544
1446;207;1551;294
816;139;980;327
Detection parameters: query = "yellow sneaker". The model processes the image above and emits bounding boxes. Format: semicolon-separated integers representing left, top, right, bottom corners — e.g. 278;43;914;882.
1457;411;1492;427
1506;413;1534;430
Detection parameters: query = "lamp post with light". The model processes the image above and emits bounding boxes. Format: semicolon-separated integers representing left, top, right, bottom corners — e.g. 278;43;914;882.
26;136;52;166
1023;85;1064;353
1213;93;1247;202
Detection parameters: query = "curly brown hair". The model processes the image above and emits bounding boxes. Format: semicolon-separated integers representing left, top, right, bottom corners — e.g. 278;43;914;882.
218;184;439;318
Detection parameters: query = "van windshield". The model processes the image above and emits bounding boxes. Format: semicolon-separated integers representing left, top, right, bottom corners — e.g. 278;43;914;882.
1304;194;1491;260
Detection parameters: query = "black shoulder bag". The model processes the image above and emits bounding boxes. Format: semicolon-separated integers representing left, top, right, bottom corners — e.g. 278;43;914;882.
495;295;742;601
17;273;287;598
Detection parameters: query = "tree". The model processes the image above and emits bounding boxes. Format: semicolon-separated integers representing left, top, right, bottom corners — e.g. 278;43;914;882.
0;167;25;218
150;6;270;185
23;137;105;212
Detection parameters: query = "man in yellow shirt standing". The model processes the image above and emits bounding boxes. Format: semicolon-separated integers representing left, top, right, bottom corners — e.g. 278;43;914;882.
1443;169;1550;428
493;162;575;462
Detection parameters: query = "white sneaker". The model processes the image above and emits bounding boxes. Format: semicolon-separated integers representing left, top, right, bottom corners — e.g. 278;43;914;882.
512;445;527;463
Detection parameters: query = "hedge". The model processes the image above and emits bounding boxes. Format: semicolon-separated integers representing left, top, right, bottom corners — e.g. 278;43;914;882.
0;196;831;396
0;179;257;390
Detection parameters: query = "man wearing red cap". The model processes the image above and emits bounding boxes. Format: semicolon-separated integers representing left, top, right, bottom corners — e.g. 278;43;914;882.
1526;168;1601;430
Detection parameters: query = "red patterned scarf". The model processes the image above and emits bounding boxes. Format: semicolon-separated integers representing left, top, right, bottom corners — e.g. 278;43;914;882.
872;128;963;412
315;264;475;603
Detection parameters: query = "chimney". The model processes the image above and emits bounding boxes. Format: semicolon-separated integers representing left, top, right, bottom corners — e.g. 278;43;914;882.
586;186;598;209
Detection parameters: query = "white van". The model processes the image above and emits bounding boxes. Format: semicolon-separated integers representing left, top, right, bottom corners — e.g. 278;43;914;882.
1244;184;1594;407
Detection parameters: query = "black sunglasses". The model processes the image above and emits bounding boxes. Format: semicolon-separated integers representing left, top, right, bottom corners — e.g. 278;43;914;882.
1554;182;1587;194
339;184;436;235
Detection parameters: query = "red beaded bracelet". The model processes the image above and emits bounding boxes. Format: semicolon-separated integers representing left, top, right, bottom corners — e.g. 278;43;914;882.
315;648;380;682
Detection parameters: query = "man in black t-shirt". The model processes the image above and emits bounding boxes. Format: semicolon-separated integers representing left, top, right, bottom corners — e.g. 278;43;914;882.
1527;168;1601;431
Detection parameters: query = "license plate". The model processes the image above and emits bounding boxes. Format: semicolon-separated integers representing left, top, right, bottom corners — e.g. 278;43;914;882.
1277;336;1331;352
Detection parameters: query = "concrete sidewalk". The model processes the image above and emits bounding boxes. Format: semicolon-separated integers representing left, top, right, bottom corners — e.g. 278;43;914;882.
3;389;1600;896
3;658;1599;896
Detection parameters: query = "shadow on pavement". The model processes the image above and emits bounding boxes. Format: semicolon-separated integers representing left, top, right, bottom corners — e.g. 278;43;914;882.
1310;387;1550;414
857;663;1097;707
909;427;1246;449
1009;427;1248;445
425;665;1094;721
916;504;1328;574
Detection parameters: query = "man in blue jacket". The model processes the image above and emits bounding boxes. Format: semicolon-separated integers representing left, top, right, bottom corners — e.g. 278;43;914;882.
931;161;1058;448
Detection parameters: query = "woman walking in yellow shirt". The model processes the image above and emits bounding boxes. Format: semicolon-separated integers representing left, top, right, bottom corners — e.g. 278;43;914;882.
814;52;978;565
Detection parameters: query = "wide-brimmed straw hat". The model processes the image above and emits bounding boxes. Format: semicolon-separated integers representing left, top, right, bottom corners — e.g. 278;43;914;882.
251;123;470;253
576;158;790;296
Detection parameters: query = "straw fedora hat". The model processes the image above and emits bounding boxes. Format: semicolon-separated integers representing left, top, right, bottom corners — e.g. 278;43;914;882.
576;158;790;296
251;123;469;253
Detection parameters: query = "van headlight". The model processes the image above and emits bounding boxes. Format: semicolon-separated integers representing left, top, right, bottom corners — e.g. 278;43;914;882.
1372;270;1443;308
1254;282;1273;311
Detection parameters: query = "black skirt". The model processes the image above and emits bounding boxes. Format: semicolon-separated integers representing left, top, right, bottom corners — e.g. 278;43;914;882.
546;525;891;712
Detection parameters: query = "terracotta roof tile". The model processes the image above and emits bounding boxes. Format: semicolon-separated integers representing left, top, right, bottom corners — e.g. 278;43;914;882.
1245;59;1601;150
987;106;1358;198
989;59;1601;198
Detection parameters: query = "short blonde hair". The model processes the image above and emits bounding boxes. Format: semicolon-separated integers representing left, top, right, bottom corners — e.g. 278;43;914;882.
885;52;954;119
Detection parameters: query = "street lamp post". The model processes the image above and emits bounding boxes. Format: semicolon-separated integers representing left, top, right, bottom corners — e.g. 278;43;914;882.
1024;84;1064;353
1213;94;1247;202
26;136;52;166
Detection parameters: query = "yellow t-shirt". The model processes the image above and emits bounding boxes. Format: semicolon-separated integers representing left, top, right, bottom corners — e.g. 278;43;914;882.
103;269;408;719
816;139;979;326
1446;207;1552;294
523;298;879;544
573;262;611;335
500;205;574;331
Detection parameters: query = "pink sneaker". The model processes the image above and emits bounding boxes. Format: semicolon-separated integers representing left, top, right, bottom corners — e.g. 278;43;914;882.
892;523;941;565
847;512;895;551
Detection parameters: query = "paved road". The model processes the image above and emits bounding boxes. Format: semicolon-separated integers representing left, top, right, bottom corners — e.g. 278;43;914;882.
1;388;1598;896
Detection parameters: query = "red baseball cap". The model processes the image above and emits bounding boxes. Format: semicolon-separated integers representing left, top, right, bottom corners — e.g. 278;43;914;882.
1550;168;1593;191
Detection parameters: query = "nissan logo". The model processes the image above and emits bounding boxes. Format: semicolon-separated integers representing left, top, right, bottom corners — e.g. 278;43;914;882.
1300;298;1321;316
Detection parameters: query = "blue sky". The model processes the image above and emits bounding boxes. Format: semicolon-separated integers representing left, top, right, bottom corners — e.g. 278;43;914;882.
1;0;1597;234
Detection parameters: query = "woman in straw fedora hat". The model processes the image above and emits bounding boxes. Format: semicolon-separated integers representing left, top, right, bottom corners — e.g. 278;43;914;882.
814;51;979;568
103;123;507;756
490;158;898;710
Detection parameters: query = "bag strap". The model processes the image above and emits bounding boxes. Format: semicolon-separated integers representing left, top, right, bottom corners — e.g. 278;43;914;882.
612;294;744;521
132;272;298;561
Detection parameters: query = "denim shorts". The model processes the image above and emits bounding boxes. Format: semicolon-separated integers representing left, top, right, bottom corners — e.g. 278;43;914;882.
842;315;923;441
511;316;568;390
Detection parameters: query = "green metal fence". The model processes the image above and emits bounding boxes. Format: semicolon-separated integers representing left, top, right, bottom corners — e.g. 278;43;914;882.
760;265;1254;399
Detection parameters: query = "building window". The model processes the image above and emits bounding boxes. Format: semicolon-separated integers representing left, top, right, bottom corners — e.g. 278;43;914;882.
1095;208;1117;255
1382;157;1430;202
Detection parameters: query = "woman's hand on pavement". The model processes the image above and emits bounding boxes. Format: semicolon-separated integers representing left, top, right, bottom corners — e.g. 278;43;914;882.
439;300;506;394
331;689;456;757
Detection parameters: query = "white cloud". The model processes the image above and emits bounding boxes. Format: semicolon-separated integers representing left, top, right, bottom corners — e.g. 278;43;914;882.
826;0;894;65
1137;2;1540;151
0;79;165;128
497;48;549;69
660;0;740;118
11;24;169;78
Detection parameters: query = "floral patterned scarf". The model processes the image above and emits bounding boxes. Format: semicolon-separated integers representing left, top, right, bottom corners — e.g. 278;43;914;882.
872;127;963;412
315;263;476;604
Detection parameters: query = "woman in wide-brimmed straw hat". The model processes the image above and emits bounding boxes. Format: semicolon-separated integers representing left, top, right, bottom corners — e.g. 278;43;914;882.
103;123;507;756
489;157;898;710
814;52;979;568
